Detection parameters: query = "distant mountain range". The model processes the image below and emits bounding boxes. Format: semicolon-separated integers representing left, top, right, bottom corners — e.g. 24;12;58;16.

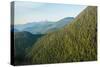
14;17;74;34
27;6;97;64
13;17;74;65
13;6;97;65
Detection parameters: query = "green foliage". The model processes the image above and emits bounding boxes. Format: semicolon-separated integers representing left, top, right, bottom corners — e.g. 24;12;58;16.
14;31;44;65
27;6;97;64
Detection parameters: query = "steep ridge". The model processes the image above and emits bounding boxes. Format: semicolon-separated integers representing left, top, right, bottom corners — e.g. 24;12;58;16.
27;6;97;64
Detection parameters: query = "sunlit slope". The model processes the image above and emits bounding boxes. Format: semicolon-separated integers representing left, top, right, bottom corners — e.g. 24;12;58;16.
27;6;97;64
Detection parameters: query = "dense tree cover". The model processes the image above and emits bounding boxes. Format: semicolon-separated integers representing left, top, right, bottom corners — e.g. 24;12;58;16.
14;31;44;65
26;6;97;64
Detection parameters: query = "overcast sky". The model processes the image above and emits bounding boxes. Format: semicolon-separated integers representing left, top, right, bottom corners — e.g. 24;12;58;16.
14;1;87;25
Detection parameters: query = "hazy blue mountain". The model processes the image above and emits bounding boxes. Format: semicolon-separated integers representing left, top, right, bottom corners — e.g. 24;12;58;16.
46;17;74;33
27;6;97;64
14;21;52;31
14;17;74;34
56;17;74;27
23;22;55;34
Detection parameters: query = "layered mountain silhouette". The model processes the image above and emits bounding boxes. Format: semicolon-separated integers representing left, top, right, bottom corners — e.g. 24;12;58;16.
14;17;74;34
13;17;74;65
26;6;97;64
13;6;97;65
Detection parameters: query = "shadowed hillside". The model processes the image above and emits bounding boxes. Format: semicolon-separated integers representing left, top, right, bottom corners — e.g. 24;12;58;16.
27;6;97;64
14;31;44;65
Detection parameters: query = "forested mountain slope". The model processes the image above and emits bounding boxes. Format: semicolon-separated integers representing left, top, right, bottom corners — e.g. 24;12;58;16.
14;31;43;65
27;6;97;64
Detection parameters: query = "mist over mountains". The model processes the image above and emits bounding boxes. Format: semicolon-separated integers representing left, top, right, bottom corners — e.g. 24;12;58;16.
12;6;97;65
14;17;74;34
27;6;97;64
